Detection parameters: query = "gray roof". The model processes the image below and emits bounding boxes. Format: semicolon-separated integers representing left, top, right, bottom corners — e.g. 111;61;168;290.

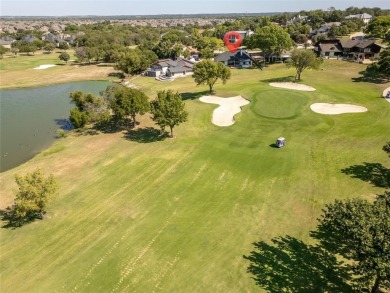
319;43;342;53
340;39;360;49
355;40;376;48
214;50;252;62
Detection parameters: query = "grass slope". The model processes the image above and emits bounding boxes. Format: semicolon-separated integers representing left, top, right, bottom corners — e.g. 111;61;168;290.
0;50;120;89
0;61;389;292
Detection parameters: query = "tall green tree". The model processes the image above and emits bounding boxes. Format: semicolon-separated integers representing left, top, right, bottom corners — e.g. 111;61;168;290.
245;24;293;66
12;169;58;220
366;48;390;81
111;87;150;127
150;90;188;137
59;52;70;64
193;60;231;93
44;42;56;53
0;45;8;58
115;48;158;75
286;49;323;80
69;91;109;125
365;16;390;39
315;193;390;293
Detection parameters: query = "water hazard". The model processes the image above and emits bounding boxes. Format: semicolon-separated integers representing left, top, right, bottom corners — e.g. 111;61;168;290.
0;81;111;172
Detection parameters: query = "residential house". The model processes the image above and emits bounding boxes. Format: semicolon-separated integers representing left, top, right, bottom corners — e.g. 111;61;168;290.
315;38;384;60
314;39;343;58
146;58;195;78
21;35;38;43
0;36;15;48
214;49;252;68
310;22;341;37
42;32;61;46
345;13;372;24
286;15;308;25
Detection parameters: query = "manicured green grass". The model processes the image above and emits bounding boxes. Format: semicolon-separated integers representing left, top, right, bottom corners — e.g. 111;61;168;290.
0;50;119;89
0;60;389;292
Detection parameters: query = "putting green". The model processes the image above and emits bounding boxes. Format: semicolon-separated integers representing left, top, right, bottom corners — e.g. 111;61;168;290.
251;89;310;119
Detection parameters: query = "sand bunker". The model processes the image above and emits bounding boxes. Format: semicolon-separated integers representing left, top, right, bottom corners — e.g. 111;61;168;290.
310;103;367;115
383;87;390;103
269;82;316;91
199;95;250;126
33;64;56;70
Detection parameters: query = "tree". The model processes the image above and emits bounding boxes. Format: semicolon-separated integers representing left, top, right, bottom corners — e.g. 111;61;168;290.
58;41;69;50
0;45;8;58
115;48;158;75
69;91;109;124
315;193;389;293
365;16;390;39
193;60;231;93
12;169;58;221
366;48;390;81
44;42;56;53
110;87;150;127
69;108;88;128
11;47;19;57
59;52;70;64
150;90;188;137
199;47;214;59
75;46;88;63
245;24;293;66
286;49;323;80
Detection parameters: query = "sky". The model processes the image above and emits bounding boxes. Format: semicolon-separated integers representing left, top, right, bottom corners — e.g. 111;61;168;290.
1;0;389;16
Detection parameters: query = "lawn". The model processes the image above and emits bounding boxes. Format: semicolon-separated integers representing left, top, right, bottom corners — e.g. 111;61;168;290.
0;60;389;292
0;50;121;89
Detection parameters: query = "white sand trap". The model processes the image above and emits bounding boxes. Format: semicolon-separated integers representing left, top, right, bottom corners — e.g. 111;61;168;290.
383;87;390;104
33;64;56;70
270;82;316;91
199;95;250;126
310;103;367;115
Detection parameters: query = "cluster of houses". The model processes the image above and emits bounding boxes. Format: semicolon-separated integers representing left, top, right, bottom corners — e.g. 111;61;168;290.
0;32;79;49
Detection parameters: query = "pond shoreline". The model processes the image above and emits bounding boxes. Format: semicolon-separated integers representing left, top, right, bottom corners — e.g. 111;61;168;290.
0;81;111;172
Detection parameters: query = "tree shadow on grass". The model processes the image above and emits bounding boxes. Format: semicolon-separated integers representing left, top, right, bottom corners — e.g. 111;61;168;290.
181;90;210;100
92;118;129;134
351;71;389;84
244;236;354;293
341;162;390;188
261;76;296;84
0;207;41;229
123;127;167;143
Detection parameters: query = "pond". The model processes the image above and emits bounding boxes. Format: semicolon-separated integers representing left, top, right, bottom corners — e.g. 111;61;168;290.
0;81;111;172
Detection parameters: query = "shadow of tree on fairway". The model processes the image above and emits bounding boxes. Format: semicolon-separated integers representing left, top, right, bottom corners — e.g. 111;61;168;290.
0;207;41;229
261;76;296;84
341;162;390;188
244;236;353;293
123;127;166;143
351;71;389;84
181;90;209;100
93;118;129;134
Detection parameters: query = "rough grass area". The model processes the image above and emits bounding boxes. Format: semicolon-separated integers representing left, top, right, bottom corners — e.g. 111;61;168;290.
0;50;121;89
0;60;389;292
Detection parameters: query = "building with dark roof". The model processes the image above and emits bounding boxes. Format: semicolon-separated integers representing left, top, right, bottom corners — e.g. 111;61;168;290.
214;50;253;68
315;38;384;60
